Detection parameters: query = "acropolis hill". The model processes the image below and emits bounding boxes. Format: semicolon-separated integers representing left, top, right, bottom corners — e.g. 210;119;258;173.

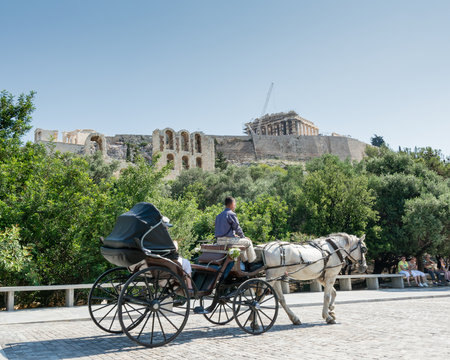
34;111;368;178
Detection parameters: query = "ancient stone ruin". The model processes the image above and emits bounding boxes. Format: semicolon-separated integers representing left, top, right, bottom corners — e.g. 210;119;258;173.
34;110;368;177
245;111;319;136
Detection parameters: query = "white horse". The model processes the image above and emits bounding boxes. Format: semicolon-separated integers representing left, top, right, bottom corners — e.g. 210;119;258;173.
257;233;368;325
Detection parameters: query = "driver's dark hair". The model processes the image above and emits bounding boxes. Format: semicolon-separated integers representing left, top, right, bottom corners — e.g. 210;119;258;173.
225;196;235;207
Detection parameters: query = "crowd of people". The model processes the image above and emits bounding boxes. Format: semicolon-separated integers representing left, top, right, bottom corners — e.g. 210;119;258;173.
398;254;450;286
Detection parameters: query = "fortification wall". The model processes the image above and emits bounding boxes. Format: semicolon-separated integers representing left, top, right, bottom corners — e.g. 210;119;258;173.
37;141;85;155
213;135;256;162
213;135;367;162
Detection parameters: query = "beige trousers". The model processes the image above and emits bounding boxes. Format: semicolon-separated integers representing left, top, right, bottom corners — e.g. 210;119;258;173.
216;237;257;263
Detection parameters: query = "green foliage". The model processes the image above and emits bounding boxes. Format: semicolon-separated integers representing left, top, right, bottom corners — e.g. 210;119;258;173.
170;164;285;209
299;155;377;237
215;151;228;170
0;226;32;275
370;134;385;147
84;151;119;184
235;195;290;242
0;90;35;143
1;95;449;301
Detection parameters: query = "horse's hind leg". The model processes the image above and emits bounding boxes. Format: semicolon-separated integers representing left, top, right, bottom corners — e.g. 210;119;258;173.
328;287;337;320
271;280;301;325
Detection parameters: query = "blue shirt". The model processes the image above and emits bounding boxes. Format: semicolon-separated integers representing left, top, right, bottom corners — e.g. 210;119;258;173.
214;208;245;238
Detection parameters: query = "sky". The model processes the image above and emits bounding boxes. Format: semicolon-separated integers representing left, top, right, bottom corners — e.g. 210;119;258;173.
1;0;449;155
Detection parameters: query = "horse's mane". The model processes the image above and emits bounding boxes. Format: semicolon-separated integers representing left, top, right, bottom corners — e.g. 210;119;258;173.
316;232;352;246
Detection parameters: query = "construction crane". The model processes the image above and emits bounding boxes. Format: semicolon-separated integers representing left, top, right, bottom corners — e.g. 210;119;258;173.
257;82;274;135
261;82;274;118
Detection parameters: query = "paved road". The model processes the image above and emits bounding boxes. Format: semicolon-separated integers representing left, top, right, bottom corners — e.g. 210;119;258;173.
1;294;449;360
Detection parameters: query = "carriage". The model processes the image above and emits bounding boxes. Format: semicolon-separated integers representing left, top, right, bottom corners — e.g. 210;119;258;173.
88;202;279;348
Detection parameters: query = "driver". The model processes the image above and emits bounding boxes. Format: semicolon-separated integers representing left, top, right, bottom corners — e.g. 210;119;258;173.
214;196;256;265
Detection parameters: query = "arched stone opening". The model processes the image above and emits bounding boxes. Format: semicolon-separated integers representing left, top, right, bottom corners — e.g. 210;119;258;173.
35;130;42;141
167;153;175;170
195;134;202;153
165;130;174;150
181;131;189;152
261;126;266;135
196;157;202;168
182;155;190;170
84;133;107;156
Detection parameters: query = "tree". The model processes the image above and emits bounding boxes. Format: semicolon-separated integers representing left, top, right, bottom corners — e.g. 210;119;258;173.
215;151;228;170
0;90;35;142
297;155;377;237
403;194;449;256
370;134;385;147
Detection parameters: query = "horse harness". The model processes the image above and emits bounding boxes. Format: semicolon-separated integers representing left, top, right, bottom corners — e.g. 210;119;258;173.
263;237;366;282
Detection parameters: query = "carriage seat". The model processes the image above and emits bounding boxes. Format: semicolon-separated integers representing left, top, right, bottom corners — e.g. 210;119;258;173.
196;244;246;266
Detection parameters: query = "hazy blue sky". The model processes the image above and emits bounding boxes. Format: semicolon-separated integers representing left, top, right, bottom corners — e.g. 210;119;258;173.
1;0;449;154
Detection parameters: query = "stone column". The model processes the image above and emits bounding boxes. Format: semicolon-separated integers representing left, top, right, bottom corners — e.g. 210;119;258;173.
339;278;352;291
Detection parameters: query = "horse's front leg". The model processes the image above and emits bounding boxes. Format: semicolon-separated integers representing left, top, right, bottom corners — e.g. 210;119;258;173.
321;279;336;324
271;280;301;325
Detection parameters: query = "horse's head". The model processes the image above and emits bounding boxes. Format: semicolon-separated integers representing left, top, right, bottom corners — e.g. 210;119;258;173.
348;234;368;273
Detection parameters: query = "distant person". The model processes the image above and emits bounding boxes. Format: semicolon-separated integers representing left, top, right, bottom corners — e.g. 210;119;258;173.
398;256;419;287
214;196;256;266
437;256;450;282
423;254;444;285
408;257;428;287
173;240;193;290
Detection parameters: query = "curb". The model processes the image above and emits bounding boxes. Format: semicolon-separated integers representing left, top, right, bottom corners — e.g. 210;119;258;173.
288;293;450;308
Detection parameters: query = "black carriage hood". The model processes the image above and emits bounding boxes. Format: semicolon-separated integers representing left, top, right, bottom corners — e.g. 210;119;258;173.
103;202;176;251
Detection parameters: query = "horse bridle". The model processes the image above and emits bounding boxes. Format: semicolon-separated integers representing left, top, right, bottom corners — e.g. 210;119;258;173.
345;239;367;266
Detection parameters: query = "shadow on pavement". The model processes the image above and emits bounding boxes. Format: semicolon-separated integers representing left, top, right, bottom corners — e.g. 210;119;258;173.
2;321;329;358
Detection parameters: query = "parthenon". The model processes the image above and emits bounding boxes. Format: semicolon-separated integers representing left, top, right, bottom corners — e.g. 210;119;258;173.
245;111;319;136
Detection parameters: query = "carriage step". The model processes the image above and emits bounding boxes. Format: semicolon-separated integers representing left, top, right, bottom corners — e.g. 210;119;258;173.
193;306;211;314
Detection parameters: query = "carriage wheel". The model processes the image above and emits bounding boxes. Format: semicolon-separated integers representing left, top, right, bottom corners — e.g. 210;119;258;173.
200;284;239;325
118;266;190;348
88;267;132;333
232;279;278;335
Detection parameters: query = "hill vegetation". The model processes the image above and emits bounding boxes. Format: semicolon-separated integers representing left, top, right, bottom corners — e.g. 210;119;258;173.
1;90;449;307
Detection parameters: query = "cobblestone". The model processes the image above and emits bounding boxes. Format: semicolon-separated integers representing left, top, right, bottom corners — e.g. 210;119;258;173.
1;297;449;359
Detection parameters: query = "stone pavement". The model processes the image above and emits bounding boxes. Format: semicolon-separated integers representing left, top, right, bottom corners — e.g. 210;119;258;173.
1;288;449;359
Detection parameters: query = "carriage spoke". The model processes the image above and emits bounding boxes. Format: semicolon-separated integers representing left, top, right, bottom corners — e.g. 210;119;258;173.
156;311;167;342
236;306;251;319
124;302;146;316
108;308;119;331
256;287;270;301
119;266;189;347
98;303;117;324
223;305;230;321
137;312;152;339
257;308;273;322
158;309;180;331
243;309;253;328
96;286;117;298
218;303;222;323
149;313;156;344
159;307;186;317
143;276;154;301
91;302;115;313
259;295;276;305
255;310;266;332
